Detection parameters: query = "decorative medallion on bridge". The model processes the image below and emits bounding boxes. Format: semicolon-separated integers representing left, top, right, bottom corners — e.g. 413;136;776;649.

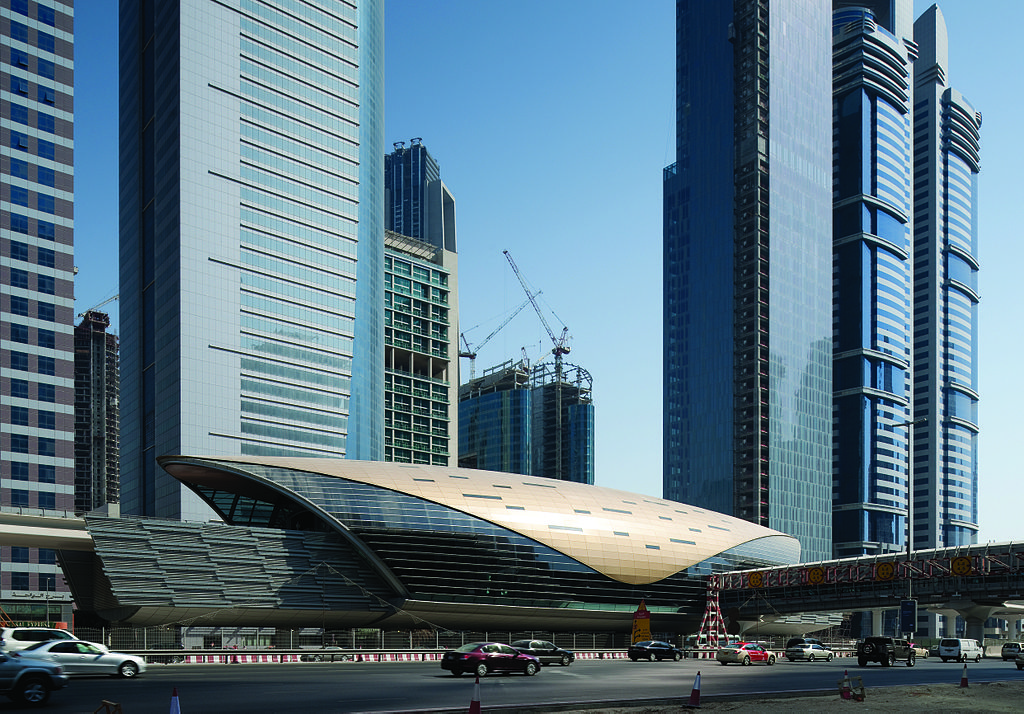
807;566;824;585
951;556;972;576
748;571;764;588
875;562;895;581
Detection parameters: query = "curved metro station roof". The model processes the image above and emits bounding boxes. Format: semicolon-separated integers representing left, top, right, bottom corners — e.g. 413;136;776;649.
159;456;800;585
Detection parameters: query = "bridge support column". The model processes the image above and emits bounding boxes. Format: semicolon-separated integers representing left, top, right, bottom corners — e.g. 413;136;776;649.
960;606;1002;643
872;609;886;636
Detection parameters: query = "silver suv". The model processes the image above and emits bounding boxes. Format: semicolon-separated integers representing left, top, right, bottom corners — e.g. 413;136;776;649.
0;627;78;652
1001;642;1024;661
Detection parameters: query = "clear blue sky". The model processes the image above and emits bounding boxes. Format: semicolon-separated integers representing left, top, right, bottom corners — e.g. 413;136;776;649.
73;1;1022;544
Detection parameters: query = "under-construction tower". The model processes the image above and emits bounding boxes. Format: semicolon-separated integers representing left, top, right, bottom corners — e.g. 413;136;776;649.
458;359;532;474
459;358;594;484
530;361;593;483
73;310;120;514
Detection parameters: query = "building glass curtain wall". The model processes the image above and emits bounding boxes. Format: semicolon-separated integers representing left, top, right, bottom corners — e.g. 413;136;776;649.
73;310;120;514
0;0;75;623
831;3;915;558
384;138;456;253
384;231;455;466
118;0;384;519
663;0;832;561
911;6;980;551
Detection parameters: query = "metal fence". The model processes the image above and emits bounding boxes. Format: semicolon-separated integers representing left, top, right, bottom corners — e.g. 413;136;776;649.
71;626;633;652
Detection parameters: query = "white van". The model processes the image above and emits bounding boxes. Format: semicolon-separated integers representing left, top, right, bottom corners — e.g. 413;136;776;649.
938;637;982;662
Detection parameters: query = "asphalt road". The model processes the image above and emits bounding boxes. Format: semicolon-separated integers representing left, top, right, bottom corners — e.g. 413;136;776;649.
11;656;1023;713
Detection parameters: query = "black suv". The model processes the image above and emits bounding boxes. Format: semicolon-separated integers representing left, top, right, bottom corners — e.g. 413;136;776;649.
856;636;916;667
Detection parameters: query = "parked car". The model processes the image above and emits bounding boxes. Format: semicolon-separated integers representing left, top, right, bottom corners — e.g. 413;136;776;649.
627;641;683;662
1001;642;1024;661
300;646;351;662
910;643;930;659
17;640;147;678
510;640;574;666
784;642;834;662
0;627;79;652
440;642;539;677
0;650;69;707
938;638;982;663
716;642;777;666
856;636;915;667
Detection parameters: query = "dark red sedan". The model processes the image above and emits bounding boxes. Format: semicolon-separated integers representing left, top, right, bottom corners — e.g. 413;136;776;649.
441;642;540;677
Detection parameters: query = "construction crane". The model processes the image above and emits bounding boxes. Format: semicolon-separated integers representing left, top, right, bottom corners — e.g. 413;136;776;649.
503;249;575;480
77;294;119;318
502;250;570;377
459;293;537;380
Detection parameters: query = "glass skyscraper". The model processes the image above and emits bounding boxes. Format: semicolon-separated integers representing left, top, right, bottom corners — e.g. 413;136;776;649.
831;2;916;559
831;2;980;563
382;140;459;466
911;5;980;550
118;0;384;519
1;0;75;624
663;0;833;561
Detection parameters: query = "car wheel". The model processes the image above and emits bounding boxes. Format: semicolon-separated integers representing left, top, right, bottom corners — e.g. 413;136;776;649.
629;656;638;662
960;654;967;663
719;660;727;665
941;657;948;663
1018;663;1023;671
524;662;538;676
648;654;655;662
858;657;867;667
14;676;50;707
827;654;834;662
119;661;140;678
673;652;682;662
808;654;815;662
767;655;776;666
975;654;982;663
560;654;571;666
742;656;751;666
475;663;488;678
907;653;916;667
451;670;463;677
883;653;895;667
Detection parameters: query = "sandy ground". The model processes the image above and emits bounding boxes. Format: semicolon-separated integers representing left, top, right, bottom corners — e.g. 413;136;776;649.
554;679;1024;713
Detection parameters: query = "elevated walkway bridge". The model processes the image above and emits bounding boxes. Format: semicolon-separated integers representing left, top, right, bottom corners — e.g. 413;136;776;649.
707;542;1024;642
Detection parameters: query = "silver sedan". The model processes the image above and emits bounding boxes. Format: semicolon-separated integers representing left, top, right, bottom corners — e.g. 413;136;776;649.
16;640;146;678
784;643;835;662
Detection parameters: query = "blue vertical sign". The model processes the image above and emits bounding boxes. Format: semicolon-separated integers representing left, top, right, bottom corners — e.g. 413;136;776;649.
900;599;917;633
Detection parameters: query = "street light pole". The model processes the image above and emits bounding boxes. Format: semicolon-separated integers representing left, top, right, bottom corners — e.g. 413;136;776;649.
894;417;925;635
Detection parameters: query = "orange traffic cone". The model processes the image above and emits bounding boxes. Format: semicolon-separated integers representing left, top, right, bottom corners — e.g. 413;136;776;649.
468;674;481;714
169;687;181;714
960;662;969;688
683;670;701;708
840;669;852;699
